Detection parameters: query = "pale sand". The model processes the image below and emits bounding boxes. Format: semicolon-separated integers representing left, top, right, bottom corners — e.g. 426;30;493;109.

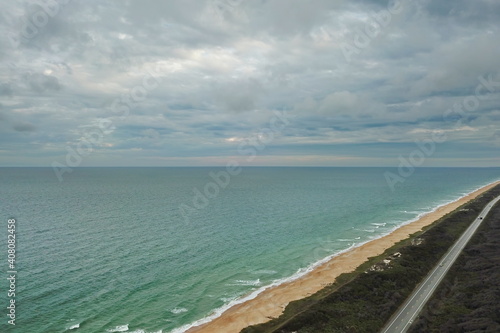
187;181;500;333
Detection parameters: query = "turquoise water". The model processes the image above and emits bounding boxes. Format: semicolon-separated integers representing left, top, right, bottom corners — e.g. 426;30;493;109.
0;167;499;333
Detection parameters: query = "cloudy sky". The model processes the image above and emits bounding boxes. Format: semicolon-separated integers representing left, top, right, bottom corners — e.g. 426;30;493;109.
1;0;499;167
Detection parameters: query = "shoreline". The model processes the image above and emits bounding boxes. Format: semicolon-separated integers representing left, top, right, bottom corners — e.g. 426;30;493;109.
182;180;500;333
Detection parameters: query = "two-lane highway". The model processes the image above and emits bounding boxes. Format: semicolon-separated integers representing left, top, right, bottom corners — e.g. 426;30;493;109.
381;195;500;333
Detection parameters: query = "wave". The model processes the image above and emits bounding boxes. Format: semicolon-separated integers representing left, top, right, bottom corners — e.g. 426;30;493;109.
219;292;246;303
251;269;277;275
220;296;238;303
169;180;499;333
170;307;188;314
394;181;497;231
68;323;80;330
169;243;361;333
228;279;261;286
401;210;427;214
106;325;162;333
106;325;129;332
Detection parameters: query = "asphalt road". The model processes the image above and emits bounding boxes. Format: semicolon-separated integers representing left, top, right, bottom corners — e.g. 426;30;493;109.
380;195;500;333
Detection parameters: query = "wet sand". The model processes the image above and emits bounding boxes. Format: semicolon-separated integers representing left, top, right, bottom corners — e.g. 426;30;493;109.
187;181;500;333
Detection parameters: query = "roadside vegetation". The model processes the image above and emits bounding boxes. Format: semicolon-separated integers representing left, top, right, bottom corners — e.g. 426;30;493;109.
410;196;500;332
241;185;500;333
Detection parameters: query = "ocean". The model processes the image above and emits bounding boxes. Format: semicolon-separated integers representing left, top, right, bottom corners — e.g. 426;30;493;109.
1;167;499;333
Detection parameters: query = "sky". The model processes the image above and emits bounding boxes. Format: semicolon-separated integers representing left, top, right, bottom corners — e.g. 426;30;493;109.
1;0;500;167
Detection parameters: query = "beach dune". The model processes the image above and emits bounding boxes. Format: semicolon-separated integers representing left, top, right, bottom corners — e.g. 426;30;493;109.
186;181;500;333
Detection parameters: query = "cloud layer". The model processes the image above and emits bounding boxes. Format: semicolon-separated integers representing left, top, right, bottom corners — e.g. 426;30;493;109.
1;0;500;167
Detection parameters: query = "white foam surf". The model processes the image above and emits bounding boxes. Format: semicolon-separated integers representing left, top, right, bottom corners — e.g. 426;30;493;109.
106;324;129;332
170;307;188;314
169;180;499;333
227;279;261;286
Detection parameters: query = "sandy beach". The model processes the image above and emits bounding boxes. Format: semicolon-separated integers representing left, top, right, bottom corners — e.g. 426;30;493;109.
186;181;500;333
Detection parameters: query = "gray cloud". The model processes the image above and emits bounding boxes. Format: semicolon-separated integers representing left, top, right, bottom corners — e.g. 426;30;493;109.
0;83;13;96
13;122;37;132
214;78;264;113
25;73;61;93
0;0;499;167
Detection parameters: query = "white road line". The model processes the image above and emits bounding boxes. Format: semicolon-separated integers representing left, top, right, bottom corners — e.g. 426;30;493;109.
381;195;500;333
